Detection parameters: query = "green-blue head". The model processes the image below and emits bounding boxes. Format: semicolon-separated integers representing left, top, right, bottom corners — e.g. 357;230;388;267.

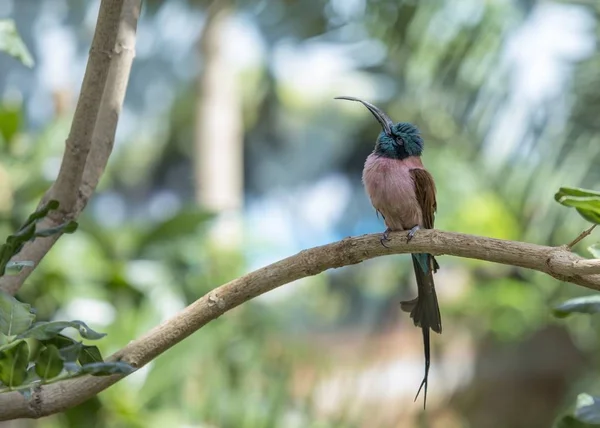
335;96;423;160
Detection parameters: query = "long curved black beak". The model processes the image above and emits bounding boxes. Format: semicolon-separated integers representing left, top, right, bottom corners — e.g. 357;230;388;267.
335;96;394;136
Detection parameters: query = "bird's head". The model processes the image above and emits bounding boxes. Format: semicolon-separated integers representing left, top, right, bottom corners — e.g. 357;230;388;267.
335;96;423;160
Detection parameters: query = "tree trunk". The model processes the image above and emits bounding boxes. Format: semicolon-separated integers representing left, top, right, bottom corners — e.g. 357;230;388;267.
194;0;243;248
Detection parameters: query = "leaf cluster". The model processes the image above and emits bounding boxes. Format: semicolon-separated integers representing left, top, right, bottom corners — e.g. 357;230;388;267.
556;187;600;226
0;290;134;397
0;202;133;398
552;186;600;426
0;200;77;276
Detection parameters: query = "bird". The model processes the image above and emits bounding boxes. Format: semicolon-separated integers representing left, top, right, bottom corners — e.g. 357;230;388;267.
335;96;442;409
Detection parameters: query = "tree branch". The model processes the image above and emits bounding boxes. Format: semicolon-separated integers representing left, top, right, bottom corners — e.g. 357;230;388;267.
76;0;140;214
0;228;599;419
0;0;140;295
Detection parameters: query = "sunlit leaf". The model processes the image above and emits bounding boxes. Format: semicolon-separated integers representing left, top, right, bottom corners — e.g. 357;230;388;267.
5;261;34;275
555;187;600;224
574;394;600;424
17;320;106;341
80;361;135;376
0;340;29;387
0;20;34;67
35;345;63;380
553;296;600;318
555;187;600;199
589;244;600;259
0;104;22;145
0;290;35;335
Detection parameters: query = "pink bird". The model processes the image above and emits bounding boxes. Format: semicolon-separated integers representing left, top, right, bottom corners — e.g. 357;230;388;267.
336;96;442;409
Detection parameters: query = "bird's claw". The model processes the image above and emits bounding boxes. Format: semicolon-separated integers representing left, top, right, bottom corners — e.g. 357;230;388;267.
407;225;420;243
380;228;392;248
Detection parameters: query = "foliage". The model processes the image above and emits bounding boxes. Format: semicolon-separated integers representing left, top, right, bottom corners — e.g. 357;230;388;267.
0;204;133;397
555;187;600;225
0;20;33;67
0;200;77;276
555;296;600;318
553;185;600;426
0;289;133;394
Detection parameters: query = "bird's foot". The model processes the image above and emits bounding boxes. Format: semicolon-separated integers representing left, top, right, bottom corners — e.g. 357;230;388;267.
407;225;420;243
380;228;392;248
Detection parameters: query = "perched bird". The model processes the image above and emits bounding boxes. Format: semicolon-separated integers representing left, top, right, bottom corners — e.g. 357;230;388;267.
336;96;441;408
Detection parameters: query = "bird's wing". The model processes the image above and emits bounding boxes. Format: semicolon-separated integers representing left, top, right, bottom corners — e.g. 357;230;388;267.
409;168;437;229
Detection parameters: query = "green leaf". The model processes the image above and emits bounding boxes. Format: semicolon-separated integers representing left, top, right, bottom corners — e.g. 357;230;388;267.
35;345;63;380
79;361;135;376
137;209;213;249
555;187;600;225
17;320;106;341
5;261;34;275
575;394;600;424
557;197;600;212
0;340;29;387
555;187;600;199
553;296;600;318
0;104;22;145
34;220;78;238
0;332;8;347
0;20;34;67
44;334;96;364
56;342;82;363
44;333;76;348
78;345;103;365
576;209;600;225
589;244;600;259
555;415;596;428
12;222;36;241
22;200;60;228
0;290;35;335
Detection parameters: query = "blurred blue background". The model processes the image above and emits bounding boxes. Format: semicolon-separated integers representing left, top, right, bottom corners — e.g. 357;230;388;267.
1;0;600;427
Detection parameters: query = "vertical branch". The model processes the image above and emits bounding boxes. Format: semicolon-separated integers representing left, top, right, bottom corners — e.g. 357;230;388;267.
77;0;141;213
50;0;123;214
0;0;141;295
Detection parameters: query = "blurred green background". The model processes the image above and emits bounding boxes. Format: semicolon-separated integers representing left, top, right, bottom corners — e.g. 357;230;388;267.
1;0;600;427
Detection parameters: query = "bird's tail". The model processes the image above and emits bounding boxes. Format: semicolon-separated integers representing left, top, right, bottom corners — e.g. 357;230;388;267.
400;253;442;334
400;253;442;408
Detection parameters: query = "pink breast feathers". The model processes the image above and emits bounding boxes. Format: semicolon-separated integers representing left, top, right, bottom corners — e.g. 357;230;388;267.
362;154;423;231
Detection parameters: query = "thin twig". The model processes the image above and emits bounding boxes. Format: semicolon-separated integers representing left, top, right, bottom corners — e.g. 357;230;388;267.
567;224;597;249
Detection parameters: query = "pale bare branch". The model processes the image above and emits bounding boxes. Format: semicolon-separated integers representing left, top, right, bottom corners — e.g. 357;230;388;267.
0;228;598;419
76;0;140;214
0;0;140;295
